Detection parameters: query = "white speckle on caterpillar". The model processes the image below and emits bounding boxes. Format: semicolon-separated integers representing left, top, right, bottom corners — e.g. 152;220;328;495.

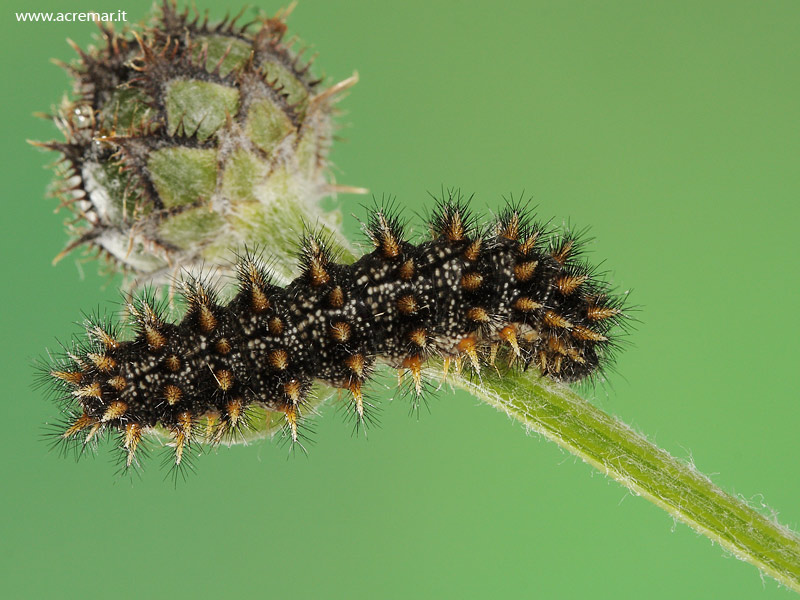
41;192;630;475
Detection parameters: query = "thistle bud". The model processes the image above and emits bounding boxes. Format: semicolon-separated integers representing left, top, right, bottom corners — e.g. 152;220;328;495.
37;1;360;287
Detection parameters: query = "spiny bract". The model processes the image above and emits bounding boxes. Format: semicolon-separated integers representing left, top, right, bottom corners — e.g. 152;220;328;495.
35;1;359;287
43;193;628;476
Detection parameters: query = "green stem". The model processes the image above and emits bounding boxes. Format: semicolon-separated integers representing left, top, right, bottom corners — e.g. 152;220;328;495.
439;365;800;592
260;232;800;588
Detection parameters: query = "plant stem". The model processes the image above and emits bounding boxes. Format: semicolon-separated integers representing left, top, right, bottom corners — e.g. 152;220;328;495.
440;365;800;592
259;230;800;589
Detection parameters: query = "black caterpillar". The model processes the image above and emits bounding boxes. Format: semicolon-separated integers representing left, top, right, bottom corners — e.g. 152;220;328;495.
43;195;628;472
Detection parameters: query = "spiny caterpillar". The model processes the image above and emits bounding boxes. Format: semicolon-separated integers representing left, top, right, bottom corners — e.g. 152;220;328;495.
42;194;628;474
34;1;359;286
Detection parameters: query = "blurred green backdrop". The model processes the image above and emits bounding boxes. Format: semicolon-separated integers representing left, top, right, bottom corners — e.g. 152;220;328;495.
2;1;799;598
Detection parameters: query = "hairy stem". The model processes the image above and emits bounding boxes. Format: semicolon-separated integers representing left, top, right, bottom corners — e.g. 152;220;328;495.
438;365;800;592
243;228;800;588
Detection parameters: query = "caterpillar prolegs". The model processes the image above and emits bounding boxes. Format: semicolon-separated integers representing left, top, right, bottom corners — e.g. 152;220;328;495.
43;194;628;473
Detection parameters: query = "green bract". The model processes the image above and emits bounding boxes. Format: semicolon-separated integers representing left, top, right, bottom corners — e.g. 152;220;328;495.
39;2;359;286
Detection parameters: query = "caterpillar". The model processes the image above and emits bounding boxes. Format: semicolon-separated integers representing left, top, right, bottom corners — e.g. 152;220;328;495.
42;193;628;474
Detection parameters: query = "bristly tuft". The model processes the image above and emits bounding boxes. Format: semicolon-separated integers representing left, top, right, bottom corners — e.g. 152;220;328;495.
41;195;630;477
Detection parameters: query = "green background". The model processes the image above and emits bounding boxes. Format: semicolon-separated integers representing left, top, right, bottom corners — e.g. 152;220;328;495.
2;1;799;597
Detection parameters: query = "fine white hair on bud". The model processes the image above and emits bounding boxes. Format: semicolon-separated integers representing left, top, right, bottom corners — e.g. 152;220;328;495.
35;1;363;289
